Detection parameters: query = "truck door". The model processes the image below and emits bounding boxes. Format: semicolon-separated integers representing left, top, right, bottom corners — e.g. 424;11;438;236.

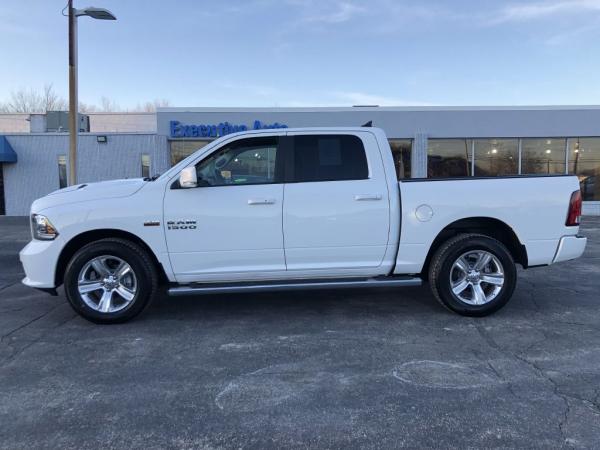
283;132;390;273
163;136;286;283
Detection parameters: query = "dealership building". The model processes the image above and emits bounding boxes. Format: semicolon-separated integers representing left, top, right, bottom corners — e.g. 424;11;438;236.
0;106;599;216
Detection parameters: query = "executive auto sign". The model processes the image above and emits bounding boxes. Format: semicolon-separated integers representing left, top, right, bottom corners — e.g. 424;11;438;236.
169;120;287;138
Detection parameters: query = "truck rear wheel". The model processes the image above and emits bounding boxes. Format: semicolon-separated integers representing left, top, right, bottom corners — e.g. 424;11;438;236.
64;238;158;324
428;233;517;316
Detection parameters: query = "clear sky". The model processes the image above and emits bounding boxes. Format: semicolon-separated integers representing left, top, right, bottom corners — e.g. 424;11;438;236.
2;0;600;108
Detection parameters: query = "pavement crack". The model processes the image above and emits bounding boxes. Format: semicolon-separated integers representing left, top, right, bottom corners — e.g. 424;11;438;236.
473;322;502;352
0;281;18;293
1;307;76;366
484;358;522;401
550;320;600;331
518;278;543;313
474;322;573;447
0;304;62;343
510;352;573;448
556;390;600;416
0;307;29;313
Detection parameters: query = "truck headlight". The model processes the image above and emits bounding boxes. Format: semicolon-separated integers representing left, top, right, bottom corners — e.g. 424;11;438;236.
31;214;59;240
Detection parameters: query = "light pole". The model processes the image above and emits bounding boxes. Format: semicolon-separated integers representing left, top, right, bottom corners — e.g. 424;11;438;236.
68;1;116;185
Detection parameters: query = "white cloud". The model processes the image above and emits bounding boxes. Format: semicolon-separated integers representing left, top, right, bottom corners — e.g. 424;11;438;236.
493;0;600;23
329;91;436;107
304;1;366;24
204;82;437;107
541;17;600;44
215;81;280;98
285;0;366;24
283;0;600;30
283;0;452;30
283;91;437;107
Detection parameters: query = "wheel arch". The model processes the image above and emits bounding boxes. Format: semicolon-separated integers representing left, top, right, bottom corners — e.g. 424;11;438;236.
421;217;528;280
55;229;169;287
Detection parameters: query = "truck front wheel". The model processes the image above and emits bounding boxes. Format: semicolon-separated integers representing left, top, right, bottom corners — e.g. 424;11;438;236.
64;238;158;324
428;233;517;316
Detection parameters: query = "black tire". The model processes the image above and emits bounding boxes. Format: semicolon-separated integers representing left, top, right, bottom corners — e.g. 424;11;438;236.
428;233;517;317
64;238;158;324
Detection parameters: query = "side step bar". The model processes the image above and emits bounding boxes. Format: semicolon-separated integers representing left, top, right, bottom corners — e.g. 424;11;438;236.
168;276;422;297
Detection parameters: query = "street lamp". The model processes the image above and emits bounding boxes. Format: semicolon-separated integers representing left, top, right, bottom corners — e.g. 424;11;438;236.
68;1;116;185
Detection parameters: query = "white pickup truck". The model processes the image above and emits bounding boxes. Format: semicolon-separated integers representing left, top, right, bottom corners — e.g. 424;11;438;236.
20;127;587;323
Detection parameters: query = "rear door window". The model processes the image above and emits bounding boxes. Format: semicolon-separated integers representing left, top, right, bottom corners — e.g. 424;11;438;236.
290;135;368;182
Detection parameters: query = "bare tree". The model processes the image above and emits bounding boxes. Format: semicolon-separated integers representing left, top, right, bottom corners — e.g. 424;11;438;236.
134;98;171;112
0;84;67;113
100;96;119;112
151;98;171;110
78;101;98;113
42;84;67;111
6;88;41;113
0;85;171;113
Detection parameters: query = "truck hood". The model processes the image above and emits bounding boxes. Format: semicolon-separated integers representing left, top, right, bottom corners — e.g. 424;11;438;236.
32;179;147;213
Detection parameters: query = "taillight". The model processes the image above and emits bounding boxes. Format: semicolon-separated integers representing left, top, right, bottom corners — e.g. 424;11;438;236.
566;190;582;226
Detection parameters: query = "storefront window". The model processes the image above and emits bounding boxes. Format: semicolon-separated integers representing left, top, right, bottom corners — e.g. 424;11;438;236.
473;139;518;176
569;138;600;201
388;139;412;179
141;154;151;178
58;155;67;189
0;163;5;215
521;138;566;175
170;140;212;166
428;139;471;178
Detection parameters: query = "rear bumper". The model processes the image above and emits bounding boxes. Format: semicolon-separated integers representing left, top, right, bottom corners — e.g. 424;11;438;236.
553;235;587;264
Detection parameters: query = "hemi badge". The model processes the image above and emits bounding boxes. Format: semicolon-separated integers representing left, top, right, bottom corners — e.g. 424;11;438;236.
144;221;160;227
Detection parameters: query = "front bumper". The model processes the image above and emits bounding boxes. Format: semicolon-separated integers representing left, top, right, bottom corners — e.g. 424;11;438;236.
19;238;63;289
553;235;587;264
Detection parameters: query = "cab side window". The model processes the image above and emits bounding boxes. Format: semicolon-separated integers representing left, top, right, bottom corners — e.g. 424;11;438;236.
196;137;279;186
291;135;368;182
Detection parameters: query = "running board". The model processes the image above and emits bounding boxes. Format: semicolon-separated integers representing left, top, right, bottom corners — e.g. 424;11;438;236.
167;276;422;297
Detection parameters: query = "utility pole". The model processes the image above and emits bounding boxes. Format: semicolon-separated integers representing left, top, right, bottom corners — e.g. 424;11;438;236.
68;0;78;185
67;2;116;186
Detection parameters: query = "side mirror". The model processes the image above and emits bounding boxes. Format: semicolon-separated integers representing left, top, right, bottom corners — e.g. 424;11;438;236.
179;166;198;188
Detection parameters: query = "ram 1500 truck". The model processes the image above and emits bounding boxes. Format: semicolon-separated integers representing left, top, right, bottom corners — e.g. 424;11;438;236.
20;127;587;323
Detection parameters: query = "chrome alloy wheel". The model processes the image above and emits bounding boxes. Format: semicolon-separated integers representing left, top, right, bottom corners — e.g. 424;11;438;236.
449;250;504;305
77;255;138;313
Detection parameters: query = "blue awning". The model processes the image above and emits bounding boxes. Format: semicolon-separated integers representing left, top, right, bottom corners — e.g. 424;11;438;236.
0;136;17;163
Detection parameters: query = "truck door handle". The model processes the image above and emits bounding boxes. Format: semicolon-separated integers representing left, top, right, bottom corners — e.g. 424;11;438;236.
248;198;276;205
354;194;382;201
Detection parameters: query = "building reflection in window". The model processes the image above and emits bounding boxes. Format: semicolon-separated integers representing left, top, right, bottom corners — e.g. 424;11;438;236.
170;140;212;166
472;139;518;176
569;138;600;201
388;139;412;179
521;138;566;175
428;139;471;178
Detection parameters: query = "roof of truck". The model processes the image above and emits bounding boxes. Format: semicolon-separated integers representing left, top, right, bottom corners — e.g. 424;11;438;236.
215;126;386;140
157;105;600;113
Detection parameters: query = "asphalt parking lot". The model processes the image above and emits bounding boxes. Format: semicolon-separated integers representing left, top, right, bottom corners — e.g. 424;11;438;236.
1;217;599;449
